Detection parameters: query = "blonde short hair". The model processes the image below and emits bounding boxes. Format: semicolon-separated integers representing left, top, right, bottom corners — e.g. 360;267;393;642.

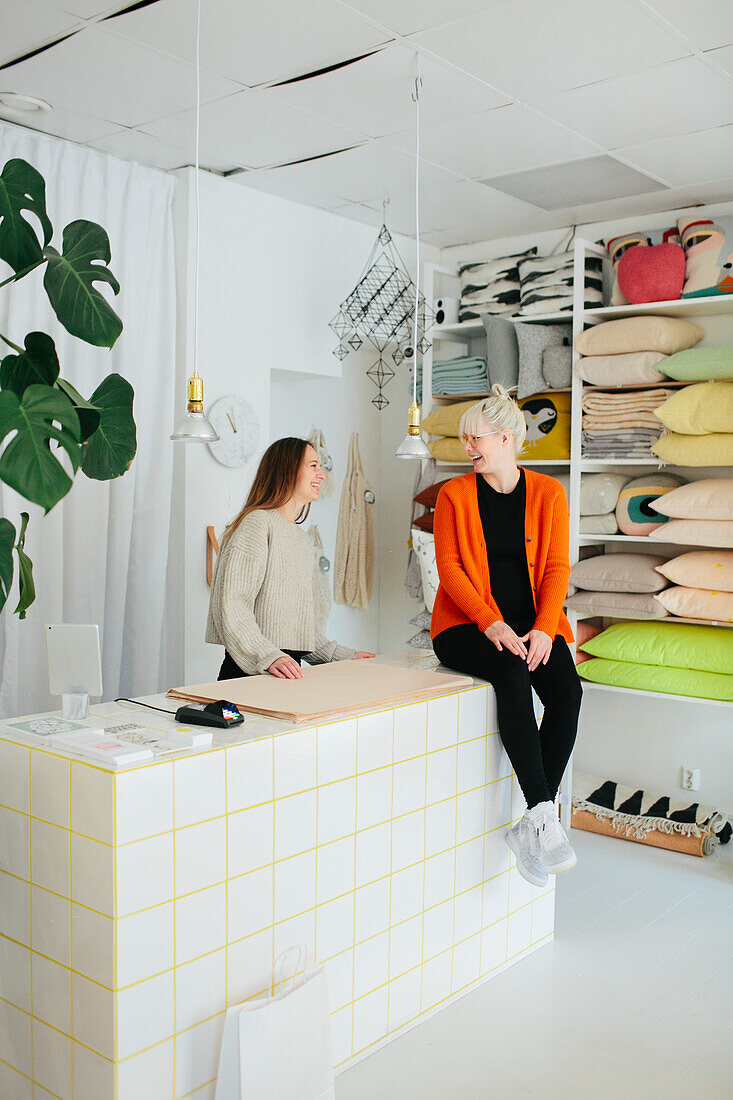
459;384;527;456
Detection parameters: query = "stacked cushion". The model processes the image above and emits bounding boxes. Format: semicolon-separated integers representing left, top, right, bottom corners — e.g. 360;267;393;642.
649;500;733;620
574;620;601;665
580;513;618;535
605;228;683;306
412;478;453;534
661;345;733;381
678;216;733;298
570;553;669;593
654;586;733;622
656;549;733;589
575;316;704;357
580;473;630;516
458;248;537;321
652;432;733;466
653;382;733;435
649;478;733;521
615;474;684;536
577;620;733;701
575;351;669;387
514;322;572;399
517;251;603;316
482;317;519;390
565;591;667;617
648;519;733;548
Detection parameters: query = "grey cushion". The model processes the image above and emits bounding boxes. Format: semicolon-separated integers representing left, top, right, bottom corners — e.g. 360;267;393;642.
409;609;432;630
482;316;519;390
542;344;572;388
570;553;670;593
580;473;631;516
406;629;433;650
515;322;572;399
579;513;618;534
565;591;668;617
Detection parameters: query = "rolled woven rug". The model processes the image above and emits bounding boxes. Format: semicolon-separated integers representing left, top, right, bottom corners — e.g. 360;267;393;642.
571;809;715;856
572;772;731;857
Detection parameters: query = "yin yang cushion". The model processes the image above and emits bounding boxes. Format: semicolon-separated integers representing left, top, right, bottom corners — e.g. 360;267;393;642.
615;474;684;536
518;391;571;461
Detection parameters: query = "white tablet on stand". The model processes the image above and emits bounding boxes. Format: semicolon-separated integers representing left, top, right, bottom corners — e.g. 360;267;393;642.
45;624;103;719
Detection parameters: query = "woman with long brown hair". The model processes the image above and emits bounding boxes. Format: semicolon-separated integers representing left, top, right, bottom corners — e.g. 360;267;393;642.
207;437;373;679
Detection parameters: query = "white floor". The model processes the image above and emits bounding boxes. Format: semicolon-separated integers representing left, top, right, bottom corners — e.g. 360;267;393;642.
336;827;733;1099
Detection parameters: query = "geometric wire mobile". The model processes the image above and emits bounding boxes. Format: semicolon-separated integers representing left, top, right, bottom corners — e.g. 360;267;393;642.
329;223;435;410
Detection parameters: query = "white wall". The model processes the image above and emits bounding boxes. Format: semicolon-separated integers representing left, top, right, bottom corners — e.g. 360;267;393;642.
441;199;733;816
176;170;438;682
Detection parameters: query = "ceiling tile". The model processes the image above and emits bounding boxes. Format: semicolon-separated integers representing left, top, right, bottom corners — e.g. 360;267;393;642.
707;44;733;78
0;104;119;144
484;155;667;210
88;128;198;171
684;176;733;204
550;187;700;227
411;0;690;100
645;0;733;51
109;0;391;86
0;0;80;66
231;141;459;206
2;25;240;128
266;43;507;139
531;57;733;150
41;0;117;15
141;90;367;170
387;104;598;178
620;124;733;186
234;170;351;212
339;0;509;36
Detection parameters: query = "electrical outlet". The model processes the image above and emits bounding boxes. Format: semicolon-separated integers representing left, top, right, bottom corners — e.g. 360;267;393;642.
680;767;700;792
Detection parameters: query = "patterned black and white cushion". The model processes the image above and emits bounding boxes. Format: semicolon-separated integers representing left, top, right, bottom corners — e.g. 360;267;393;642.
517;251;603;316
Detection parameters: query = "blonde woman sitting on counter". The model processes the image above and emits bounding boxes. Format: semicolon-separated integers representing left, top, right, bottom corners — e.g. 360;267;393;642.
207;437;374;680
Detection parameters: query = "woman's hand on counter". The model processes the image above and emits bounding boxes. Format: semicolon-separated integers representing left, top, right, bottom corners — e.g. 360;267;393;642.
519;629;552;672
352;652;375;659
483;621;528;659
268;656;304;679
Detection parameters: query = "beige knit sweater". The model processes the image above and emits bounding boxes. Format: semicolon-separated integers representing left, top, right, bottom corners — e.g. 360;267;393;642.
206;509;355;675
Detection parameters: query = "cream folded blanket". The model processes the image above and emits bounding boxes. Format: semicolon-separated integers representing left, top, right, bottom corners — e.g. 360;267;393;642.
581;389;672;414
583;413;665;430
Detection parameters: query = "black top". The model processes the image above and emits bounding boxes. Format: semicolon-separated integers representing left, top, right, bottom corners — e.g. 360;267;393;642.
476;469;536;635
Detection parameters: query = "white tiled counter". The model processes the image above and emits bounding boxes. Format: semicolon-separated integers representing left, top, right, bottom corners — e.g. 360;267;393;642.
0;656;555;1099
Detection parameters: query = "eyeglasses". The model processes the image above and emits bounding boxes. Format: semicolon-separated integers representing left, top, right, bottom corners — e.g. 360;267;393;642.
459;431;497;448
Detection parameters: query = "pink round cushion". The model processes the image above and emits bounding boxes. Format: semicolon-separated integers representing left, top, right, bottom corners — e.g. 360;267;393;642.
617;241;686;304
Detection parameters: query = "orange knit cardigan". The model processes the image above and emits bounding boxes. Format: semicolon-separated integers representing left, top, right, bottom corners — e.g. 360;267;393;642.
430;469;573;643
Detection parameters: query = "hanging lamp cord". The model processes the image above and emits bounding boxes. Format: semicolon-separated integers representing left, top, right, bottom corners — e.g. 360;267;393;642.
411;56;422;407
193;0;201;377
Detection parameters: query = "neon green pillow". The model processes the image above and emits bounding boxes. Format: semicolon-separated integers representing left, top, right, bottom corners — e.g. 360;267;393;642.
578;658;733;702
581;620;733;676
661;345;733;381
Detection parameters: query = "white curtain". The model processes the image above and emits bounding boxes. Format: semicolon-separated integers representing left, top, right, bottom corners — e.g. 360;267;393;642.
0;120;179;717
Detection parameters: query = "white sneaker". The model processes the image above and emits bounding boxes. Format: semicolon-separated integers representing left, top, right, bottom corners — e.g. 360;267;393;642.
506;815;548;888
529;801;577;874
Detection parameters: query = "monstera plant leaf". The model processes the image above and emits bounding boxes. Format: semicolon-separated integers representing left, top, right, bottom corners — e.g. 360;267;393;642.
0;517;14;614
81;374;136;481
0;385;81;512
43;220;123;348
0;159;52;274
13;512;35;619
0;331;60;396
56;378;101;442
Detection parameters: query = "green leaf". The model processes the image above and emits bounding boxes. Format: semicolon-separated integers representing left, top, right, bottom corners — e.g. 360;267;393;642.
56;377;101;442
14;512;35;619
43;220;123;349
0;159;52;274
0;385;81;512
0;517;14;614
0;332;60;397
81;374;136;481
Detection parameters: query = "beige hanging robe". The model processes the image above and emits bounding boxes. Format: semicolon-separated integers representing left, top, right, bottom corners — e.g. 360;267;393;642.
334;433;375;609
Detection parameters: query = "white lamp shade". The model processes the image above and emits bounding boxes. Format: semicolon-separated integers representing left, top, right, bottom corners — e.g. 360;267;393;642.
170;410;219;442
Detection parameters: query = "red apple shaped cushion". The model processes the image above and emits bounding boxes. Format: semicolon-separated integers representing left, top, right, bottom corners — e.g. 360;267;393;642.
617;240;686;304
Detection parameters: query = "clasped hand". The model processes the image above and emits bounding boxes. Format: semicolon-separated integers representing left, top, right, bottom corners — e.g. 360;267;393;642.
484;622;552;671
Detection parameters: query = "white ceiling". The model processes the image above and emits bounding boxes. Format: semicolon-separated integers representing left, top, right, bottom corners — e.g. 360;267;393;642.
1;0;733;247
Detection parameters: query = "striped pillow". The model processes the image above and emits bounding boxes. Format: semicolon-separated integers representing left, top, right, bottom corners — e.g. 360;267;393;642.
517;251;603;316
458;247;537;321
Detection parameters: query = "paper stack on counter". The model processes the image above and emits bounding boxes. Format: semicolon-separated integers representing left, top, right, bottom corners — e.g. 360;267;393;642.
48;727;154;764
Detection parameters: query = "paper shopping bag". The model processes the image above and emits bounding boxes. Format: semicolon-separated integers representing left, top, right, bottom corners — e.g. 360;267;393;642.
238;965;334;1100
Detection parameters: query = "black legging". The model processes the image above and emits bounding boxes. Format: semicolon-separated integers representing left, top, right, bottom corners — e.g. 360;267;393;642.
218;650;307;680
433;625;582;809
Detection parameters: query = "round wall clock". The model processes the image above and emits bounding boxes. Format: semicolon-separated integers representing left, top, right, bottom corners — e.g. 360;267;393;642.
207;395;260;468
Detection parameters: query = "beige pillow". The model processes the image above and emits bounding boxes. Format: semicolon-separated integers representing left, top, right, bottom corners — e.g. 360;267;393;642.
648;519;733;548
580;473;630;516
654;586;733;623
579;513;618;534
575;351;669;386
570;553;669;593
565;591;668;617
650;478;733;521
575;316;703;357
654;382;733;435
429;437;470;463
652;432;733;467
656;550;733;592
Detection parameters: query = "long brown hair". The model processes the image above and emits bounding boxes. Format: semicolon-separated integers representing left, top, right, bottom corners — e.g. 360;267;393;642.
222;437;312;546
